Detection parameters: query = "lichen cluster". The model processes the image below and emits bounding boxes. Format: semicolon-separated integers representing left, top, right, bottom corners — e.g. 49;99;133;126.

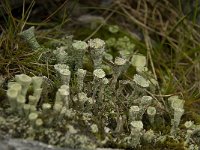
0;26;199;149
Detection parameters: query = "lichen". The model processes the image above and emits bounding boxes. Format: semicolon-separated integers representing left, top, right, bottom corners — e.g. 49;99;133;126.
0;29;199;150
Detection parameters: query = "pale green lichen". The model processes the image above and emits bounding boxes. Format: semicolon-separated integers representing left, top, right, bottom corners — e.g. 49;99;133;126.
131;54;147;68
116;36;135;52
111;57;129;88
93;69;106;79
133;74;150;88
143;129;156;143
108;25;119;33
53;46;69;64
15;74;32;96
1;34;198;150
147;106;156;125
129;121;144;147
91;124;98;133
54;64;71;85
72;40;88;50
72;40;88;70
129;105;140;122
184;121;194;129
18;26;41;51
88;38;105;69
76;69;87;92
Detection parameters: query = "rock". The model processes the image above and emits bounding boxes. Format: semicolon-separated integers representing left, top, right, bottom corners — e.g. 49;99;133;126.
0;135;75;150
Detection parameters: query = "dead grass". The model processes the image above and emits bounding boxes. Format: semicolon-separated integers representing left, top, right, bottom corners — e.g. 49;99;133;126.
0;0;70;78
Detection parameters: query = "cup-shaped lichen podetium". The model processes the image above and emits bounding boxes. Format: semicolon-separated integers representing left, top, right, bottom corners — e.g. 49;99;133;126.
72;40;88;70
33;88;43;104
53;102;63;115
170;107;184;135
28;95;38;107
35;118;43;130
173;108;184;128
88;38;105;69
169;96;185;110
168;96;185;135
28;112;39;127
60;69;71;86
131;54;146;68
54;64;71;86
18;26;41;51
92;69;106;100
16;95;26;116
7;88;18;111
76;69;87;92
32;76;43;90
42;103;53;125
98;77;109;102
143;129;155;144
8;82;22;95
77;92;88;109
130;121;144;147
133;74;150;88
23;104;31;118
138;96;153;120
15;74;32;97
147;106;156;126
129;105;140;122
55;85;70;106
111;57;127;89
53;46;69;64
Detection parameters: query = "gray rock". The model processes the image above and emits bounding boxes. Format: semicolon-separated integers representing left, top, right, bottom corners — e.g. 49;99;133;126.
0;136;76;150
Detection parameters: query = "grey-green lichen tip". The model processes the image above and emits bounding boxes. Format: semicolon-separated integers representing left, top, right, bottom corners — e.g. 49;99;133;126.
88;38;105;49
18;26;41;50
72;40;88;50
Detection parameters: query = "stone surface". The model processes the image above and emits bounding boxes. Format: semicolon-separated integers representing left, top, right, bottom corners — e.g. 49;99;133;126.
0;135;124;150
0;135;75;150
